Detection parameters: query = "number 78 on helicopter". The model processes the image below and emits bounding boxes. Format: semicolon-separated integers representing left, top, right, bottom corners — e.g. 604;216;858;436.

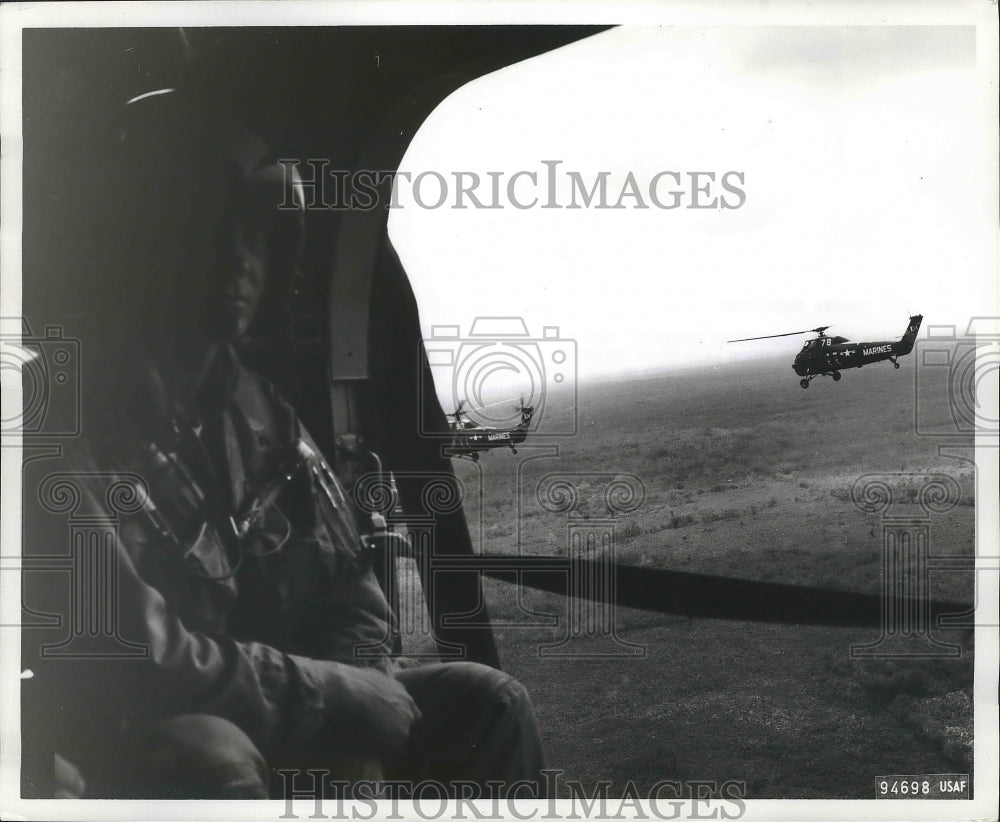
728;314;923;388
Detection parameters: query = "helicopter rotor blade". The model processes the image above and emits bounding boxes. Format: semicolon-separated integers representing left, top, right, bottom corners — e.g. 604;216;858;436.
464;394;537;413
727;325;830;343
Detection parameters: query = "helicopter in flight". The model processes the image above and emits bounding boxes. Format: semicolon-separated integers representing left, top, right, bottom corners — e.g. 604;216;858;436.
729;314;923;388
445;399;535;460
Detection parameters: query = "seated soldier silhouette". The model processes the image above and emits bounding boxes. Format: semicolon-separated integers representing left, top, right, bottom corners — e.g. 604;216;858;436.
29;89;544;799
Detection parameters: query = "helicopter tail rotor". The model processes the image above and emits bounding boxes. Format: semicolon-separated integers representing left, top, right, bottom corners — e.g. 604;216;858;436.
514;396;534;425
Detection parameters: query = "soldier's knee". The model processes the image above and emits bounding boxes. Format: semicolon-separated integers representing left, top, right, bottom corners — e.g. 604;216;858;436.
448;662;539;727
493;675;535;725
140;714;269;798
446;663;545;780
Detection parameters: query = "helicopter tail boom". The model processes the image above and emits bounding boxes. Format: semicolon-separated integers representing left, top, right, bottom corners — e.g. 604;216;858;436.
897;314;923;356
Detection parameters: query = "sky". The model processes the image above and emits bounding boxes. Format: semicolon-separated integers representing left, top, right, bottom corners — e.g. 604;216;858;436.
388;25;997;409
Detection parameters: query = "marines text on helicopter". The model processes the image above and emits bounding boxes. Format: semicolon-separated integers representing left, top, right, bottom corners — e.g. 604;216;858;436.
728;314;923;388
445;399;534;460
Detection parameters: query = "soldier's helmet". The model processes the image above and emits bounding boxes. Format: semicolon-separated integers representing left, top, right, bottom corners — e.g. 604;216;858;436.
108;86;306;343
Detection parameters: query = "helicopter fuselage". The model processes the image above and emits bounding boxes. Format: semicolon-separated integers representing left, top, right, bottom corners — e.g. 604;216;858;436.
452;424;529;449
793;337;910;376
791;314;922;386
445;407;534;460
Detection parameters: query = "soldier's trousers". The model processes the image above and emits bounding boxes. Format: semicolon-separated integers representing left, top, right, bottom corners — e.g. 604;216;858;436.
86;661;545;799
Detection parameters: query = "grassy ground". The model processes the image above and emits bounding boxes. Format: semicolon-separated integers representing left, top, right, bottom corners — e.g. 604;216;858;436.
397;352;976;798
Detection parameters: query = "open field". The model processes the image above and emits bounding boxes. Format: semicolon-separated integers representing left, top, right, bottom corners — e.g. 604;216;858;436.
397;350;976;798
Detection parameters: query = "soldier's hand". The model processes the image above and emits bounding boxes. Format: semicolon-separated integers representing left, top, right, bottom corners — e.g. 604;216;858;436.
321;664;421;756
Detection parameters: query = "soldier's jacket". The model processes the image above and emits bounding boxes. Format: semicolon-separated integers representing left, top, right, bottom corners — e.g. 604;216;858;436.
22;344;395;760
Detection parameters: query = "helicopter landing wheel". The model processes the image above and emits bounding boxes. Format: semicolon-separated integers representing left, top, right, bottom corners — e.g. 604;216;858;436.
799;378;810;389
893;362;900;369
831;371;841;382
